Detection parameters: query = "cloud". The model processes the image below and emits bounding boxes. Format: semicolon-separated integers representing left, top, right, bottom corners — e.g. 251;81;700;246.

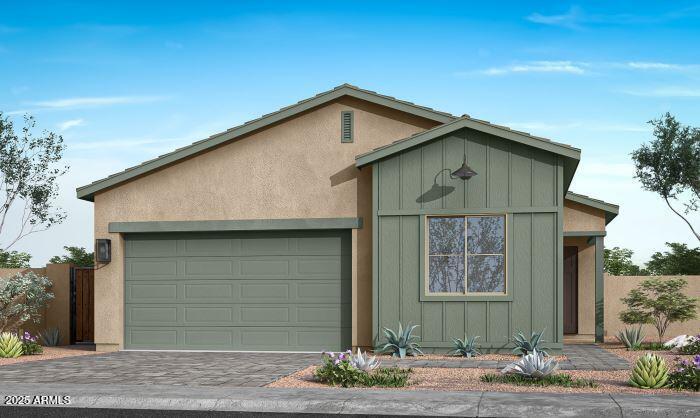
27;95;167;109
58;119;84;131
472;61;587;76
527;6;584;29
621;87;700;97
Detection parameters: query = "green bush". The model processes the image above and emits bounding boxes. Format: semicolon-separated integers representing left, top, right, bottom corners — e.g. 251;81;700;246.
629;353;669;389
480;373;596;388
314;351;411;388
678;336;700;355
668;356;700;391
630;342;667;351
20;332;43;355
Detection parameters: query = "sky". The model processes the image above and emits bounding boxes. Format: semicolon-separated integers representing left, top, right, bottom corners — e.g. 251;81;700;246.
1;1;699;266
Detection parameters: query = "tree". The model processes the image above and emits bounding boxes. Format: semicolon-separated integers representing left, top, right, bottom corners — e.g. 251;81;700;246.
0;114;68;250
604;246;647;276
631;113;700;242
619;277;698;342
0;250;31;268
646;242;700;275
49;246;93;267
0;271;54;333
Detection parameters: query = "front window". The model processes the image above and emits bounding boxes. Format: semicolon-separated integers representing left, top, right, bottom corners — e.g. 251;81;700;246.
427;215;506;295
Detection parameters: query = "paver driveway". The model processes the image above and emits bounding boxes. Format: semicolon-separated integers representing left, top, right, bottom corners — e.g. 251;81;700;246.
0;351;319;387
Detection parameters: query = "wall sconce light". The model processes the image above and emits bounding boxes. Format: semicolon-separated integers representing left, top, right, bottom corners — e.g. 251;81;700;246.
450;154;478;180
95;239;111;264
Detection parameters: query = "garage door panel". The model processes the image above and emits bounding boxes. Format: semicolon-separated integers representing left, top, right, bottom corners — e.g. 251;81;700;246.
182;238;234;256
126;283;178;303
125;230;351;351
183;306;234;324
128;260;178;278
184;259;234;276
239;259;289;276
126;239;178;258
127;306;179;326
184;282;235;301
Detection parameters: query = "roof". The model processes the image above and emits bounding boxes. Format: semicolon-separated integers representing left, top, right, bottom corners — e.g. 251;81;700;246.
565;192;619;224
355;115;581;191
76;84;457;201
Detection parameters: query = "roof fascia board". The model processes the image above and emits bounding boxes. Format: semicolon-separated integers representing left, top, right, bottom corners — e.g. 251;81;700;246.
77;86;455;201
356;117;580;168
565;192;619;224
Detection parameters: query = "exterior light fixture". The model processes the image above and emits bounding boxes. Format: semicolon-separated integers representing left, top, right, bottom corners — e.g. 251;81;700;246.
95;239;111;264
450;155;478;180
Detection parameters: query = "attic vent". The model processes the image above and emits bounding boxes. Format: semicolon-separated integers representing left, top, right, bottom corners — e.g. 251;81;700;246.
341;111;353;143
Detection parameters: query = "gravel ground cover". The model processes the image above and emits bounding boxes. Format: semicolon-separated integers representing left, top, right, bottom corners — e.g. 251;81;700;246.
376;353;568;362
268;365;699;396
0;346;97;366
601;342;695;365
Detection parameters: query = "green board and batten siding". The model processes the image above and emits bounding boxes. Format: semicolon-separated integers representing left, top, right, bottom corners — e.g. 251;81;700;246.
124;230;351;351
373;127;564;352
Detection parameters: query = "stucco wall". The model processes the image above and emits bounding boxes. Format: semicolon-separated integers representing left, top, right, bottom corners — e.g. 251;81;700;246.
92;96;439;351
563;237;596;335
0;264;71;345
605;275;700;340
563;200;605;232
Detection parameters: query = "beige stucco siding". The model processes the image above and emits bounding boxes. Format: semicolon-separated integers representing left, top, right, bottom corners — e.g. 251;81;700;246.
563;200;606;232
93;97;438;351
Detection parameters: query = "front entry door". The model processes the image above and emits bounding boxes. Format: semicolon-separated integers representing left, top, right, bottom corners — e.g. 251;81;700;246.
563;246;578;334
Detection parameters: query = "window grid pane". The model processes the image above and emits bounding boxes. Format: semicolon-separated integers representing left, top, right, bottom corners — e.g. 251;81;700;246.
427;215;506;296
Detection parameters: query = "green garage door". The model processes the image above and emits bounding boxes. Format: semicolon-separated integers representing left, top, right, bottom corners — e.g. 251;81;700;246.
124;230;351;351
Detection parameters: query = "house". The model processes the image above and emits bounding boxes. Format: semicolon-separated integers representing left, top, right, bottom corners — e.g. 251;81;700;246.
77;84;618;353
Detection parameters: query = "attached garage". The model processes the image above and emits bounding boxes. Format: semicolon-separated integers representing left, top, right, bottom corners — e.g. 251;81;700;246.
123;230;351;351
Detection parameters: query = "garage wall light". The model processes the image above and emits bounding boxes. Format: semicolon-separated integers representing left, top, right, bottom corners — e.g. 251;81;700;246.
95;239;111;264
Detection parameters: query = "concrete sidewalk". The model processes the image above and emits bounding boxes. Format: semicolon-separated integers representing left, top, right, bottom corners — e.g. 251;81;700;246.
0;382;697;417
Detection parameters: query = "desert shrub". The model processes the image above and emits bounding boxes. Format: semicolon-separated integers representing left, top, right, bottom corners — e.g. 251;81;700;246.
377;323;423;358
20;331;42;355
314;351;411;388
630;342;667;351
481;373;596;388
512;329;550;356
38;327;60;346
0;332;23;358
668;356;700;391
0;272;54;333
678;336;700;355
616;326;645;350
449;335;480;358
619;277;697;342
629;353;669;389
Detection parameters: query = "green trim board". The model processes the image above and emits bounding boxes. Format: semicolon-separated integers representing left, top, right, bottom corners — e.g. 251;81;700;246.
594;235;605;343
564;231;607;237
565;192;619;224
341;110;354;143
356;116;580;192
109;218;363;233
77;84;455;201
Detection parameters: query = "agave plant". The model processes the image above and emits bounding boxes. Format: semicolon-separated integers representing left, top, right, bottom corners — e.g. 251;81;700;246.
512;329;550;356
0;332;23;359
38;327;60;347
350;348;381;372
502;349;559;378
629;353;669;389
616;326;645;350
378;323;423;358
449;335;480;358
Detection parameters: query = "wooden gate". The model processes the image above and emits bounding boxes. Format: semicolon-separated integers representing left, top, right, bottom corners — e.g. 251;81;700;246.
71;267;94;343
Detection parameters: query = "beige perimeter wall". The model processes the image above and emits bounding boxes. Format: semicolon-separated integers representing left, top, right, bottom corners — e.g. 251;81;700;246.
92;96;440;351
605;275;700;340
0;264;72;345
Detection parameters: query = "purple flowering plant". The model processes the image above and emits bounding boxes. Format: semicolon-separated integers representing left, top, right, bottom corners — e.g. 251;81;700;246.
19;331;43;355
668;355;700;391
316;350;363;387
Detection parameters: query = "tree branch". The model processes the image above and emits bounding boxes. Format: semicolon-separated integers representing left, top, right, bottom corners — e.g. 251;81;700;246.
664;197;700;242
